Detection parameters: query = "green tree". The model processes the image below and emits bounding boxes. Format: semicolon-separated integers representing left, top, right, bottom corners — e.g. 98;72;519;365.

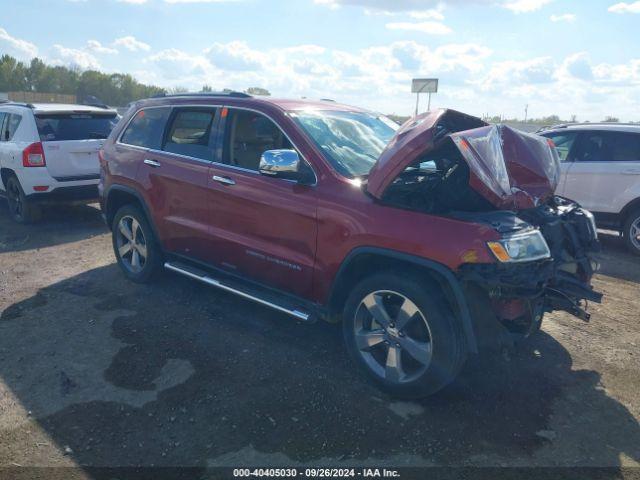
245;87;271;96
0;54;165;106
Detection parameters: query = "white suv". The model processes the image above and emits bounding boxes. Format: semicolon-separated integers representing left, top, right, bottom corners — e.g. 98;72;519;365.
0;101;118;223
540;124;640;255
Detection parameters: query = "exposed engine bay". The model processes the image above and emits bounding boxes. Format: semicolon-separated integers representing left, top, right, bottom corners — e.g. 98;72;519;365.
382;137;494;214
374;112;603;348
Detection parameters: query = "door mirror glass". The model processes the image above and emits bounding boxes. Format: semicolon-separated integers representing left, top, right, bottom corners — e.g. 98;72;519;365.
259;149;301;180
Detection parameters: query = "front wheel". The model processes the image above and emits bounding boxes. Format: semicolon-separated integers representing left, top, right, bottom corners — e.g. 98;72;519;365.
343;272;467;398
623;209;640;256
112;204;162;283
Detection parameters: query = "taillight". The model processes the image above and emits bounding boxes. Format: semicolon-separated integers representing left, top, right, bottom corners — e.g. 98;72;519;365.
22;142;46;167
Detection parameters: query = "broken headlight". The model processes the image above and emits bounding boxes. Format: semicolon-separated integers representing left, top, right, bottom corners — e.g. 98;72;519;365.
487;230;551;263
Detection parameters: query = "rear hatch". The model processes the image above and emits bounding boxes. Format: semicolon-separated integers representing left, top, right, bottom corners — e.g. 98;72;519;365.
35;111;118;180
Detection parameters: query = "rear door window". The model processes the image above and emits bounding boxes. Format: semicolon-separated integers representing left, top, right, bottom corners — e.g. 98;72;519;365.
162;108;217;161
120;107;172;150
574;131;640;162
35;113;118;141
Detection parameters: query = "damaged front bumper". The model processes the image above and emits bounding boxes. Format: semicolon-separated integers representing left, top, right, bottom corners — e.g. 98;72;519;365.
457;197;603;351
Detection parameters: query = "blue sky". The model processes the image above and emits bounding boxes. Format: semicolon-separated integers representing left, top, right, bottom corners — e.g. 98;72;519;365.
1;0;639;120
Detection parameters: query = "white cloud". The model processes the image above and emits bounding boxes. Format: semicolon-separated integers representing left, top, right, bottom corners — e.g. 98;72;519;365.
386;21;452;35
204;41;266;71
139;39;640;121
86;40;118;54
146;48;210;80
608;1;640;13
550;13;576;22
558;52;593;80
116;0;148;3
0;27;38;60
315;0;460;10
476;56;556;90
164;0;243;2
501;0;553;13
112;36;151;52
50;44;100;70
409;9;445;20
315;0;553;13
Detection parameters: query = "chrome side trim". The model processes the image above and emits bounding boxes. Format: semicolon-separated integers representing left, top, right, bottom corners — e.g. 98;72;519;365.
212;175;236;185
164;262;310;322
143;159;161;167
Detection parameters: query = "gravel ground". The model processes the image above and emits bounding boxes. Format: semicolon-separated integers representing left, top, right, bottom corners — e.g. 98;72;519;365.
0;202;639;477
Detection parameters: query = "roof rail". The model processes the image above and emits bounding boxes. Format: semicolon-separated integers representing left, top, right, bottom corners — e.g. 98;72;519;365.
152;91;252;99
0;100;35;109
537;121;640;133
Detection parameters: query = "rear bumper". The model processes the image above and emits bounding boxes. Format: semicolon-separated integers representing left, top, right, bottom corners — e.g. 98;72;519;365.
26;184;98;204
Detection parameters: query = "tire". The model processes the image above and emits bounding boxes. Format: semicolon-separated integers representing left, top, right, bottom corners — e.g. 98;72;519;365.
112;204;162;283
623;209;640;256
342;272;467;399
5;175;42;224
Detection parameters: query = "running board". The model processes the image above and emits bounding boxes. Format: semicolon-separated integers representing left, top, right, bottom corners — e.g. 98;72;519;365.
164;262;312;322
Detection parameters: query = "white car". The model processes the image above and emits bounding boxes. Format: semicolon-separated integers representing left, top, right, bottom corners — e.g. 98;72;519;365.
540;123;640;255
0;101;118;223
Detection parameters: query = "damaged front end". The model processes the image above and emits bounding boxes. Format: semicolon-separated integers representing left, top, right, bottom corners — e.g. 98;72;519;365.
457;198;602;350
366;109;603;351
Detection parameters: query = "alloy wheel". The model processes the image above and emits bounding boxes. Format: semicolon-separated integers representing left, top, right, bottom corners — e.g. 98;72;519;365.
115;215;148;273
353;290;433;384
630;216;640;251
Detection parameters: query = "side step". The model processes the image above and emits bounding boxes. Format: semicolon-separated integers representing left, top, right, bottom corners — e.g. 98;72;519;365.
164;262;313;323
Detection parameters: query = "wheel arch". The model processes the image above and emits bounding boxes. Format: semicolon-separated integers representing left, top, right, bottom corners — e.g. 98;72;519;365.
620;197;640;226
327;247;478;353
1;168;16;189
104;185;160;240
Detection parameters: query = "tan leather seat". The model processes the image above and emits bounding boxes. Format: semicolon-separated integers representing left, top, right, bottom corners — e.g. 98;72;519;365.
230;112;289;170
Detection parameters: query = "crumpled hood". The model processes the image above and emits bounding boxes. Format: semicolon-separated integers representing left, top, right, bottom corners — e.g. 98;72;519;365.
366;109;561;210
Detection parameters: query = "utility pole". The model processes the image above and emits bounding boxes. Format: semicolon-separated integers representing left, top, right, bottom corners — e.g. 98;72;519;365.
524;104;529;123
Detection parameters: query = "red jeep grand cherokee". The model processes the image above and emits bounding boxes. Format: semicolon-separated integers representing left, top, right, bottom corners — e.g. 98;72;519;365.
99;92;601;398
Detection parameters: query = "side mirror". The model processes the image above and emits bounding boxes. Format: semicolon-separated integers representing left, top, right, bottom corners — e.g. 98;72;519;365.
259;149;300;178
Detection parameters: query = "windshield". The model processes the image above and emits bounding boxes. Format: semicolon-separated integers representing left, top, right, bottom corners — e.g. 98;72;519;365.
291;110;399;178
35;113;118;141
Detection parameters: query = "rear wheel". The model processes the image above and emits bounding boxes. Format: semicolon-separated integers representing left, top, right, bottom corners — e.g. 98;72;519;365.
623;209;640;256
5;176;41;224
343;272;467;398
112;204;162;283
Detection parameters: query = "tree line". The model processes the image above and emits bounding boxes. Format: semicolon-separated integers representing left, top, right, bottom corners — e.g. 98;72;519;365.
0;54;166;106
0;54;275;107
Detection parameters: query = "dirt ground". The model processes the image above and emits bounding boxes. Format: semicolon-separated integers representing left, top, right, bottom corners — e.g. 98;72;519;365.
0;202;639;477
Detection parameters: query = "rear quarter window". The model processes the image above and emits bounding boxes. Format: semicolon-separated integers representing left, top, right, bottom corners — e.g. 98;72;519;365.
120;107;171;150
36;113;117;141
0;113;22;142
574;131;640;162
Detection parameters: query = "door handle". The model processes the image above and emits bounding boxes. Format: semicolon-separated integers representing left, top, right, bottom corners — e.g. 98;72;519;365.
143;159;161;168
213;175;236;186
